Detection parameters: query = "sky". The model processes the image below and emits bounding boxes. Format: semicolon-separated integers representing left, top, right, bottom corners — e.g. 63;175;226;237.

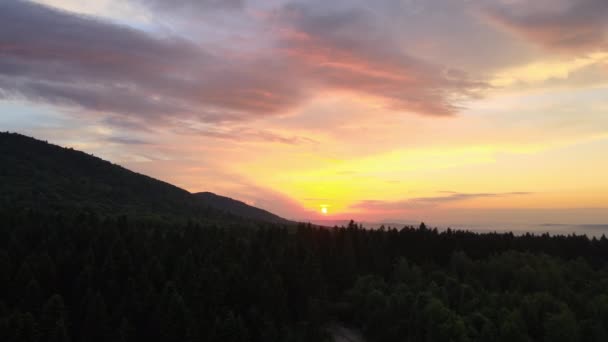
1;0;607;229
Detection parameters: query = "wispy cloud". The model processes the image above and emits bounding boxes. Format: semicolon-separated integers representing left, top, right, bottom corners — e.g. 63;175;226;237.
272;3;486;116
105;136;151;145
134;0;244;12
352;192;534;211
174;126;318;145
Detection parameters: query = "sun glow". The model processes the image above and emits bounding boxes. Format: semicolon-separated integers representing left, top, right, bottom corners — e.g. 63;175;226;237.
321;206;328;215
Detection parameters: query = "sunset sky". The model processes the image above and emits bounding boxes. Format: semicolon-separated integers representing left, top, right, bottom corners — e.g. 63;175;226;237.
1;0;607;228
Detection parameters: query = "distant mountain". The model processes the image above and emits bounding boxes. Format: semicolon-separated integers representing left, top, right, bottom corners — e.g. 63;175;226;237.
0;132;291;223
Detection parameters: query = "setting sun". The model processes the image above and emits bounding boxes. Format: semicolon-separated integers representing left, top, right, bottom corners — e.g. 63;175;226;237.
321;207;328;215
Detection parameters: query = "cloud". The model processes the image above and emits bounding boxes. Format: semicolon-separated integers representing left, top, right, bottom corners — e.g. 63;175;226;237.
135;0;243;12
351;192;533;211
174;125;318;145
272;3;486;116
0;0;302;124
0;1;195;115
101;116;156;133
489;52;608;87
413;192;533;204
0;0;486;129
480;0;608;53
105;136;151;145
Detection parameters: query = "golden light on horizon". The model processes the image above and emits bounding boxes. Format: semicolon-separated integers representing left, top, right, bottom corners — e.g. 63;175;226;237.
321;206;328;215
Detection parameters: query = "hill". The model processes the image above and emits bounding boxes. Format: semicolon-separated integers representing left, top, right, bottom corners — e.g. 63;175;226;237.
0;132;290;223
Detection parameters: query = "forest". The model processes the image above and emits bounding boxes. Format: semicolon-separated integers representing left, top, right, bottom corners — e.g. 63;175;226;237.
2;211;608;342
2;133;608;342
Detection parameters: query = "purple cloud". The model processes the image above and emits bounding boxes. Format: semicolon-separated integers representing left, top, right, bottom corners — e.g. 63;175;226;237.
0;0;486;132
480;0;608;52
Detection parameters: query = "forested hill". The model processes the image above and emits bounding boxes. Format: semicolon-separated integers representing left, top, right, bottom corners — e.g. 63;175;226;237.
0;132;290;223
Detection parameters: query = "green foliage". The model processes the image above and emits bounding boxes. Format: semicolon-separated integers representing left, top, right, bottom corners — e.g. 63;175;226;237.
2;208;608;342
543;307;579;342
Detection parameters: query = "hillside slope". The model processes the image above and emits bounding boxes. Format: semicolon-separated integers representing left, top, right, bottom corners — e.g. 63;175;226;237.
195;192;288;224
0;132;290;223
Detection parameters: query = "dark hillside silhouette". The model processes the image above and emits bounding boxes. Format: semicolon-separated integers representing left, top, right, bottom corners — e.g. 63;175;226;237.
195;192;288;224
0;132;291;224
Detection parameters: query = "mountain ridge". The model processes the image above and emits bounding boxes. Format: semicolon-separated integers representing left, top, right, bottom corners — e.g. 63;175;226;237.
0;132;292;224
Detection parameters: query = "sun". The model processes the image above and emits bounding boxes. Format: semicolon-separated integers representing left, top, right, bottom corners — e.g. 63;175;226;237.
321;207;328;215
